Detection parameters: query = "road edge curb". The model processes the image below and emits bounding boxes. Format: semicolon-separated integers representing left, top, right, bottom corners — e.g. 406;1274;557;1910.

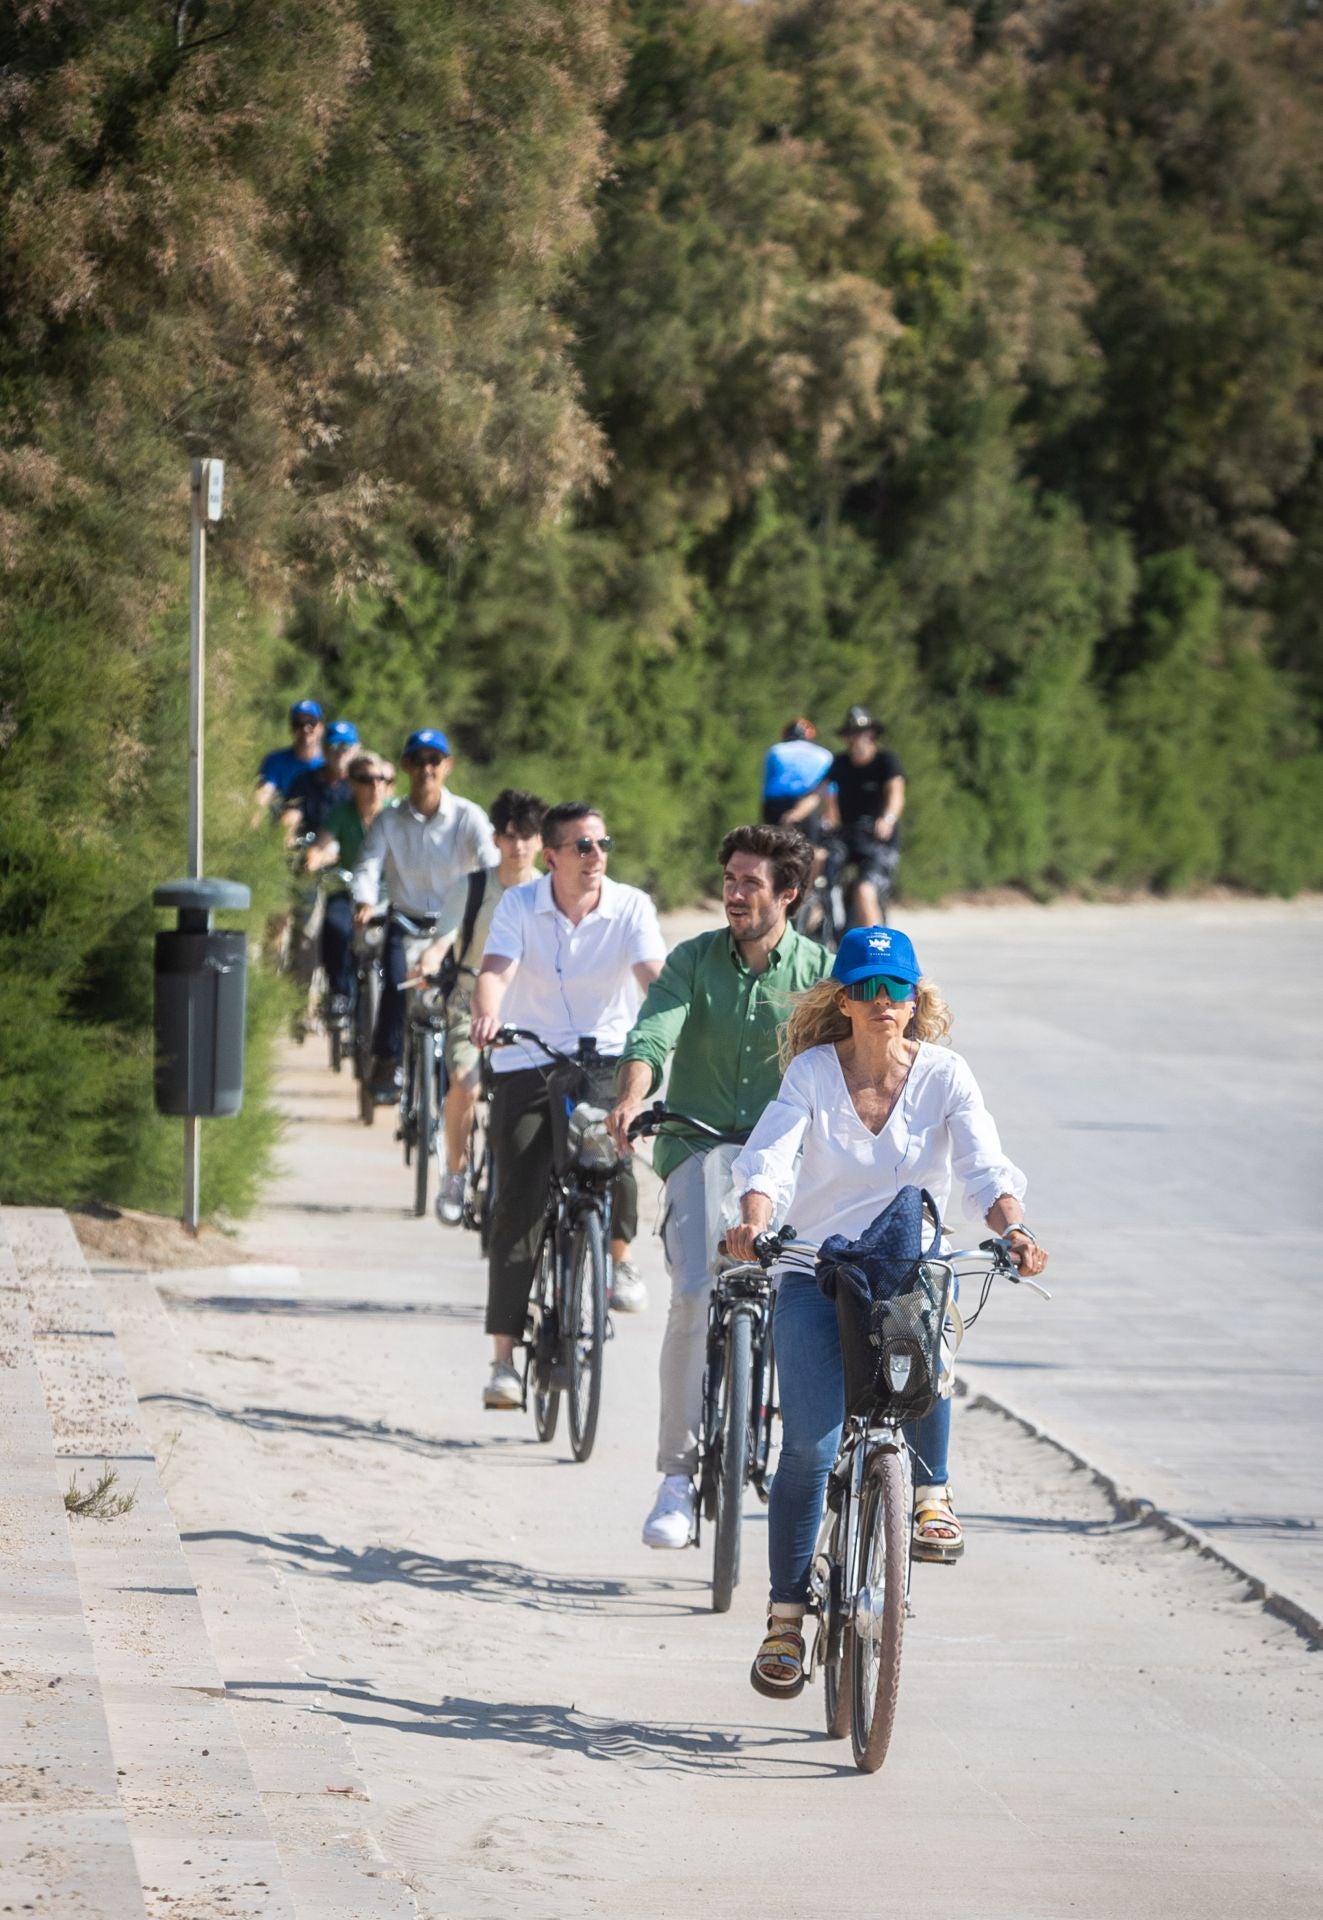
955;1378;1323;1651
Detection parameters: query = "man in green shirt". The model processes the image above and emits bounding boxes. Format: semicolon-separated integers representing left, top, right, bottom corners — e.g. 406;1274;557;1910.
608;824;830;1549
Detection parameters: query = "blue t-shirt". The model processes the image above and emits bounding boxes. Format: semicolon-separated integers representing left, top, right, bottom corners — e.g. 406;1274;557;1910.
258;746;324;796
762;740;834;801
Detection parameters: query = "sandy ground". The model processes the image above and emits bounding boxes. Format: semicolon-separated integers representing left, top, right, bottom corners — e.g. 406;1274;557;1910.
109;897;1323;1918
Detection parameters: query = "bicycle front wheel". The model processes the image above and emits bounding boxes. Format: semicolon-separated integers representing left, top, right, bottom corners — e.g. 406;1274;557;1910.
849;1446;910;1773
711;1308;753;1613
411;1031;433;1217
566;1210;607;1463
529;1228;560;1443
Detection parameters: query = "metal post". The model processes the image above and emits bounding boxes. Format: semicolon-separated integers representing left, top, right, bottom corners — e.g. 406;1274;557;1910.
184;460;206;1233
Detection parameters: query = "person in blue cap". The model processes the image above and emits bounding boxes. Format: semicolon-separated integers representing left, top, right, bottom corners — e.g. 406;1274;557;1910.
283;719;360;837
725;924;1049;1700
254;700;325;815
352;728;497;1101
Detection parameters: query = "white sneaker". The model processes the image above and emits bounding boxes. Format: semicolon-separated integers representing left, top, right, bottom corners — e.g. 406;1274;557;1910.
642;1475;696;1549
436;1170;465;1226
610;1257;648;1313
482;1362;522;1411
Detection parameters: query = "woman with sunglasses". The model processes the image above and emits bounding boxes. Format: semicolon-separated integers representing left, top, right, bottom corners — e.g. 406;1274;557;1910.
724;925;1049;1699
307;751;396;1016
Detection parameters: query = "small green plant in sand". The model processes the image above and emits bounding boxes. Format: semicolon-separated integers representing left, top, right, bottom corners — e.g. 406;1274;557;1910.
63;1465;137;1521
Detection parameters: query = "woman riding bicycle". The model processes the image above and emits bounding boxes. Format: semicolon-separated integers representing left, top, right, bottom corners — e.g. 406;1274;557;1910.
725;925;1049;1698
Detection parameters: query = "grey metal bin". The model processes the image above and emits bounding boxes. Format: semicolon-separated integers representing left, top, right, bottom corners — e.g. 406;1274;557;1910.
153;879;252;1117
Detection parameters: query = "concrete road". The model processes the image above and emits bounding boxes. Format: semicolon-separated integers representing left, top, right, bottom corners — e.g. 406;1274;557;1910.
894;897;1323;1621
120;899;1323;1918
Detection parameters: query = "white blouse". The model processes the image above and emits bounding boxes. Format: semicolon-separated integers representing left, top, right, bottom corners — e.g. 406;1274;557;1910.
731;1042;1026;1248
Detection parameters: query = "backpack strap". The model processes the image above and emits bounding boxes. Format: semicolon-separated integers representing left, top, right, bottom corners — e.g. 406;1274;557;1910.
455;869;489;971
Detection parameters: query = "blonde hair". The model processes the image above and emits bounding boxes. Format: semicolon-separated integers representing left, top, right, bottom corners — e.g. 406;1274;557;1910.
780;975;952;1069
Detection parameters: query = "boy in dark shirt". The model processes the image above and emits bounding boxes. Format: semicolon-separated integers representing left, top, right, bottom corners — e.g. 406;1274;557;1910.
824;705;905;926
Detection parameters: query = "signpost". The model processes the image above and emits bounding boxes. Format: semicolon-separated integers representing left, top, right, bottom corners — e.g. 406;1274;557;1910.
183;457;224;1231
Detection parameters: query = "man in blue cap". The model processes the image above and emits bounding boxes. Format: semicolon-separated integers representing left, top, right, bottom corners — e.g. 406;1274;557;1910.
353;728;497;1101
283;720;360;837
255;700;325;814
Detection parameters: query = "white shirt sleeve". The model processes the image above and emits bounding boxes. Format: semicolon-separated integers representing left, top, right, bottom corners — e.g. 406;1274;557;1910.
461;801;499;872
945;1054;1027;1221
627;891;668;967
732;1051;815;1215
352;812;388;906
481;884;526;964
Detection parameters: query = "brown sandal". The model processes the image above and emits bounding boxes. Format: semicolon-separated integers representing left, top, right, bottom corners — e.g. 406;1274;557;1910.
750;1619;806;1699
912;1484;964;1564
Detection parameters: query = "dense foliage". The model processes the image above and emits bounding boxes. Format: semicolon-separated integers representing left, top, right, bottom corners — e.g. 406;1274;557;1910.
2;1;1320;1210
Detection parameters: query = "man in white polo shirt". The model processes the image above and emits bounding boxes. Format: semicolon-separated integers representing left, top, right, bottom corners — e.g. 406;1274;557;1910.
470;801;666;1409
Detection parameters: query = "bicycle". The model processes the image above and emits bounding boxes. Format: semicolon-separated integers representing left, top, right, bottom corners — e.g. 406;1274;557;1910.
626;1103;778;1614
321;868;357;1075
796;834;898;948
492;1025;621;1463
459;1047;497;1251
792;1226;1049;1773
391;910;446;1218
351;908;386;1125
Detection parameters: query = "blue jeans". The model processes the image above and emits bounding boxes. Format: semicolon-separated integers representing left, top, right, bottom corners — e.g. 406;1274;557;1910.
769;1274;951;1606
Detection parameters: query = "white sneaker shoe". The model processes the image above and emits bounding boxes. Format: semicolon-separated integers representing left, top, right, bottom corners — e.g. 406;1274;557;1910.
482;1362;522;1410
642;1475;696;1549
610;1257;648;1313
436;1170;465;1226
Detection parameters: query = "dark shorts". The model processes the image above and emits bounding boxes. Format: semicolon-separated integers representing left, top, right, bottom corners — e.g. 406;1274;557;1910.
828;833;900;895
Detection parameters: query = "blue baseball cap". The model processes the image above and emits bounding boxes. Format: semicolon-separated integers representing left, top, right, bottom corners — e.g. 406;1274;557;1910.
326;720;359;749
831;925;922;987
289;699;323;723
404;728;450;759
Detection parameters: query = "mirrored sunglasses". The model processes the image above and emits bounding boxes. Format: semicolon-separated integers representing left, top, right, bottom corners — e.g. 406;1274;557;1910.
569;835;612;855
845;974;915;1003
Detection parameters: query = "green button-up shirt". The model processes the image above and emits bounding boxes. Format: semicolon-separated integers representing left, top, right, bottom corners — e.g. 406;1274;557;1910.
619;924;833;1184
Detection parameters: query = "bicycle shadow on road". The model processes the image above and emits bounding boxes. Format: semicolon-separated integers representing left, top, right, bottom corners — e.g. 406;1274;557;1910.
228;1675;837;1777
146;1389;517;1458
162;1291;484;1323
184;1526;713;1617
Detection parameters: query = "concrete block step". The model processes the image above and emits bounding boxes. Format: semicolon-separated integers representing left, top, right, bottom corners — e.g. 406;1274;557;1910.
0;1228;148;1918
94;1262;417;1919
3;1208;296;1920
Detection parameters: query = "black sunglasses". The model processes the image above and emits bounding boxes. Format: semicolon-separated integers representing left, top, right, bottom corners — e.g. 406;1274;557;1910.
563;835;612;855
411;752;445;768
352;773;392;786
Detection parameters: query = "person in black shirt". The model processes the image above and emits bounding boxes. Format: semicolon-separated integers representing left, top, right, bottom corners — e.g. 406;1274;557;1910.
823;705;906;926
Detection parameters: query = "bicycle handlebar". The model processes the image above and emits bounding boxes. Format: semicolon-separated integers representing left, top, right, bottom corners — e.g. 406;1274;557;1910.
716;1223;803;1270
491;1025;608;1074
626;1102;747;1147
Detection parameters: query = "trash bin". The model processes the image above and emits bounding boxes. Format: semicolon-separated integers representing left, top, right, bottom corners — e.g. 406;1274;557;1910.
153;879;251;1117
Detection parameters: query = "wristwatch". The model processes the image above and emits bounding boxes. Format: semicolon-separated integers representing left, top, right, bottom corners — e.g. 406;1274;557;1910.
1005;1224;1037;1243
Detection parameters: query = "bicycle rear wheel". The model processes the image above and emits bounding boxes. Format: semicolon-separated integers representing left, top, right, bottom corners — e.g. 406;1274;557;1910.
530;1232;560;1444
711;1308;753;1613
411;1031;433;1217
566;1210;607;1463
849;1446;909;1773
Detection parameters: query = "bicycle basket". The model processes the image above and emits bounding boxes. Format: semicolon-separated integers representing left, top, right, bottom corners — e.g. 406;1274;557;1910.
565;1101;622;1176
818;1186;947;1420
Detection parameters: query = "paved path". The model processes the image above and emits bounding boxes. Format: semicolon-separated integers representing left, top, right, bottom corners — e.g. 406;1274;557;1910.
891;898;1323;1621
110;898;1323;1918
